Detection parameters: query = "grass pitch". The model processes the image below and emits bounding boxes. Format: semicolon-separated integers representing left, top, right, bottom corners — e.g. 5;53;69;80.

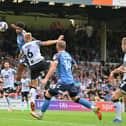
0;110;126;126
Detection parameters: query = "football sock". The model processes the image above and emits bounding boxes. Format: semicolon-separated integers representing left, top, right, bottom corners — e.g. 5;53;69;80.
30;88;36;103
114;101;122;120
5;96;10;107
77;98;91;109
21;101;25;110
41;98;51;112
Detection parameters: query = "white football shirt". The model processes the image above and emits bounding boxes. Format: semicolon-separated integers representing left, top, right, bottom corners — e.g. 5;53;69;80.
21;78;30;92
22;40;44;66
1;68;16;89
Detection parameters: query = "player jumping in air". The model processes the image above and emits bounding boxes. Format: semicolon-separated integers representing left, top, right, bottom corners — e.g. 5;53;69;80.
22;32;64;111
11;21;28;86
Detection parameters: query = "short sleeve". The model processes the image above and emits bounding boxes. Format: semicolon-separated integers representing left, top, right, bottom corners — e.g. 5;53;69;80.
36;40;42;46
53;53;59;62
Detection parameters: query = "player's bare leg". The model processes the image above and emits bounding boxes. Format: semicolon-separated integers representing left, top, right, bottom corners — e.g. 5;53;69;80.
15;64;26;85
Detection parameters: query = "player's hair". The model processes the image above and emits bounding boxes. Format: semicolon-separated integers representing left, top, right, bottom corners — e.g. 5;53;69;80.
4;60;10;64
24;32;32;41
16;21;25;29
122;37;126;44
57;40;66;49
2;60;10;69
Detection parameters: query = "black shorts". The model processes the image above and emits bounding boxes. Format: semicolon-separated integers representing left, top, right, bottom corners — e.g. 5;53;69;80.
3;87;16;94
19;55;29;67
119;80;126;94
48;83;78;97
30;60;50;80
22;92;29;99
0;90;3;95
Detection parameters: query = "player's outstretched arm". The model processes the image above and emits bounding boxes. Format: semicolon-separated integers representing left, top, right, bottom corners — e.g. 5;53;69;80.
113;65;124;74
109;65;123;80
11;24;17;29
42;35;64;46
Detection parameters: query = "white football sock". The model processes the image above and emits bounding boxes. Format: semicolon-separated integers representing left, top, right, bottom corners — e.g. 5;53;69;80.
21;101;25;110
114;101;122;120
30;88;36;103
5;96;12;109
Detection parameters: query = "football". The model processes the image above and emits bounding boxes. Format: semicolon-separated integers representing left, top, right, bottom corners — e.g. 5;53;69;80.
0;21;8;32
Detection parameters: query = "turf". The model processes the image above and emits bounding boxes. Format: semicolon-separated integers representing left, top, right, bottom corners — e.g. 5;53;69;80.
0;110;126;126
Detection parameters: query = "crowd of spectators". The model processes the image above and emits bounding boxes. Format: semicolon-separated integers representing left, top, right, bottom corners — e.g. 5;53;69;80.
0;20;123;63
0;54;121;102
0;21;124;102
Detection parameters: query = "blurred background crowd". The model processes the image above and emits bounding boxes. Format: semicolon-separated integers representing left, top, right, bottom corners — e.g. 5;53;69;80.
0;21;123;102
